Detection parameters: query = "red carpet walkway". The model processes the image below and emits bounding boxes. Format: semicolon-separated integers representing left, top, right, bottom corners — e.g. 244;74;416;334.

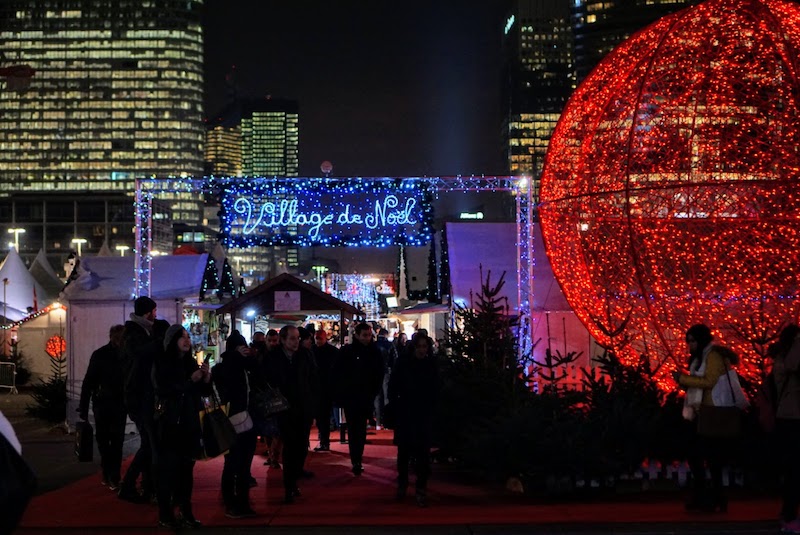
19;429;782;530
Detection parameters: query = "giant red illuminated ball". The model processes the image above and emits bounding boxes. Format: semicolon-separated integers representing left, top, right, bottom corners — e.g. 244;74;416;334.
539;0;800;384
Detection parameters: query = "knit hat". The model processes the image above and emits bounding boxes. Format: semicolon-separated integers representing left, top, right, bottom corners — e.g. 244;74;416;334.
133;296;157;317
226;330;248;352
163;324;185;351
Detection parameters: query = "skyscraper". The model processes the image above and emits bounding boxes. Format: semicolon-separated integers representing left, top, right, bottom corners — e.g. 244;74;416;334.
241;97;299;177
502;0;574;201
205;122;242;177
0;0;204;264
572;0;699;84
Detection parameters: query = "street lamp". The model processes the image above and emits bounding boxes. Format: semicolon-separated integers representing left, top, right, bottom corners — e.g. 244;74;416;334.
71;238;87;256
7;228;25;251
115;245;130;257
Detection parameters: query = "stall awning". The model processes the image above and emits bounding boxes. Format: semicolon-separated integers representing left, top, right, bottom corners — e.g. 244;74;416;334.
215;272;363;321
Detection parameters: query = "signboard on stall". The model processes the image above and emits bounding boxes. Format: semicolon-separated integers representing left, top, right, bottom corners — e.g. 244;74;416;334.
219;178;434;248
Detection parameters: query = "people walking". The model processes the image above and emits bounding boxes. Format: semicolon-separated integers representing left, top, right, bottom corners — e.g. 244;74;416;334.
772;324;800;533
333;322;384;475
263;326;316;504
77;324;127;491
312;329;338;451
151;324;211;529
118;296;160;503
388;333;440;507
212;330;258;519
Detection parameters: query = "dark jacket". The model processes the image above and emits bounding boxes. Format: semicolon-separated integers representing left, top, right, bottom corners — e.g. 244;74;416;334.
263;347;316;422
121;317;157;416
78;342;126;419
333;340;384;410
151;350;209;457
212;349;255;416
312;342;339;402
376;336;398;373
388;353;440;447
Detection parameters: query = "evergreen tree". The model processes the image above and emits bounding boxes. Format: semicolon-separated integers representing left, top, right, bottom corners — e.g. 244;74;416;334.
217;258;236;299
199;256;218;300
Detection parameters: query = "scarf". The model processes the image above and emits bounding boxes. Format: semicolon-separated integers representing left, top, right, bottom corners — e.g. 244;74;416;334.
682;344;710;420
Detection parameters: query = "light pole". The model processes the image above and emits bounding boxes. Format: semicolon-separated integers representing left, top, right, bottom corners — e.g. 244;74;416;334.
71;238;87;256
115;245;130;257
7;228;25;251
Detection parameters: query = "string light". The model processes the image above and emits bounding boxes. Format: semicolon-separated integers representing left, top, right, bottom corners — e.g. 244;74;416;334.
218;177;435;248
539;0;800;388
0;303;66;330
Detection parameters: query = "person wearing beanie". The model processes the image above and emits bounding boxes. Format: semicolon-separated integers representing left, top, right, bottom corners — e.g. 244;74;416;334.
151;325;211;529
212;330;258;518
118;296;161;504
674;323;740;513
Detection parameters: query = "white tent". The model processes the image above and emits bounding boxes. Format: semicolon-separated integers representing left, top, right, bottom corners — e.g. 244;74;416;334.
446;222;597;367
60;253;209;426
28;249;65;299
0;248;50;321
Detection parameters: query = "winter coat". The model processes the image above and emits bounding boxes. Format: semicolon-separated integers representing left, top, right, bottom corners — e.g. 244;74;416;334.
312;342;339;402
151;350;209;458
121;315;158;416
262;347;316;423
388;353;440;447
212;349;255;416
78;342;125;419
332;340;384;411
679;346;731;406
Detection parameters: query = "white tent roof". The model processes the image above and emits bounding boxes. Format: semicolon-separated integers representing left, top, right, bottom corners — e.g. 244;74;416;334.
28;249;65;298
60;253;209;302
95;242;113;257
0;247;50;320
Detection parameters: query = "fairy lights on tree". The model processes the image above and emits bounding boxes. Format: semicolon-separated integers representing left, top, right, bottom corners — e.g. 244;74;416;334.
539;0;800;387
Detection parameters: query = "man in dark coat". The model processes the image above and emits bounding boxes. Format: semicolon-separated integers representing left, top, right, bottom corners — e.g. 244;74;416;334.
374;328;397;429
263;325;316;504
333;322;384;475
118;296;161;502
78;324;127;490
388;333;440;507
312;329;339;451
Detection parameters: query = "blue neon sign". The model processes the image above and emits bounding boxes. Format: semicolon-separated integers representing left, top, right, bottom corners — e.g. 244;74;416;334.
219;178;434;248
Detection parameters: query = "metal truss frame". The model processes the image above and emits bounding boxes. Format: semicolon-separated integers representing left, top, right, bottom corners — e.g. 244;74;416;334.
134;176;533;350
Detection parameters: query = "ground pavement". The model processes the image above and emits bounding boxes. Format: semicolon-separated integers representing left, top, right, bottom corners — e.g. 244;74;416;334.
2;391;786;535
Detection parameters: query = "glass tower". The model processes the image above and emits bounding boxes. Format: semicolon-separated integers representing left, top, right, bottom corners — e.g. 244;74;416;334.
503;0;574;202
0;0;204;265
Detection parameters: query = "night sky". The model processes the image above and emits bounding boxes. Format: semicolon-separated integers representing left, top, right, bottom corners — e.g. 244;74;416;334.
203;2;509;178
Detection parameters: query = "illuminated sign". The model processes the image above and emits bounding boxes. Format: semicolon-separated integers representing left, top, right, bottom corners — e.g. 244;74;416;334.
504;15;515;35
220;178;434;248
459;211;484;220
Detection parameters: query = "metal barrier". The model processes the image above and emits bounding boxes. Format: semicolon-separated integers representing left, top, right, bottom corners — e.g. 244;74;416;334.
0;362;18;394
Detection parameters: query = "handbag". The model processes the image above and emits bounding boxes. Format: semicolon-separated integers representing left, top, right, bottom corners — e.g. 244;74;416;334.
228;369;253;434
74;420;93;462
198;388;237;459
696;360;742;438
0;432;37;534
250;383;290;419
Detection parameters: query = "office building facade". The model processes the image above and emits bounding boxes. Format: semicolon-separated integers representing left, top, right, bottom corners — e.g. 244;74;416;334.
502;0;574;203
572;0;699;84
0;0;204;265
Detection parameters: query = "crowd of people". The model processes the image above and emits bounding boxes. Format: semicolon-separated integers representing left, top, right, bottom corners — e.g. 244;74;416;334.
56;301;800;533
76;296;440;528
